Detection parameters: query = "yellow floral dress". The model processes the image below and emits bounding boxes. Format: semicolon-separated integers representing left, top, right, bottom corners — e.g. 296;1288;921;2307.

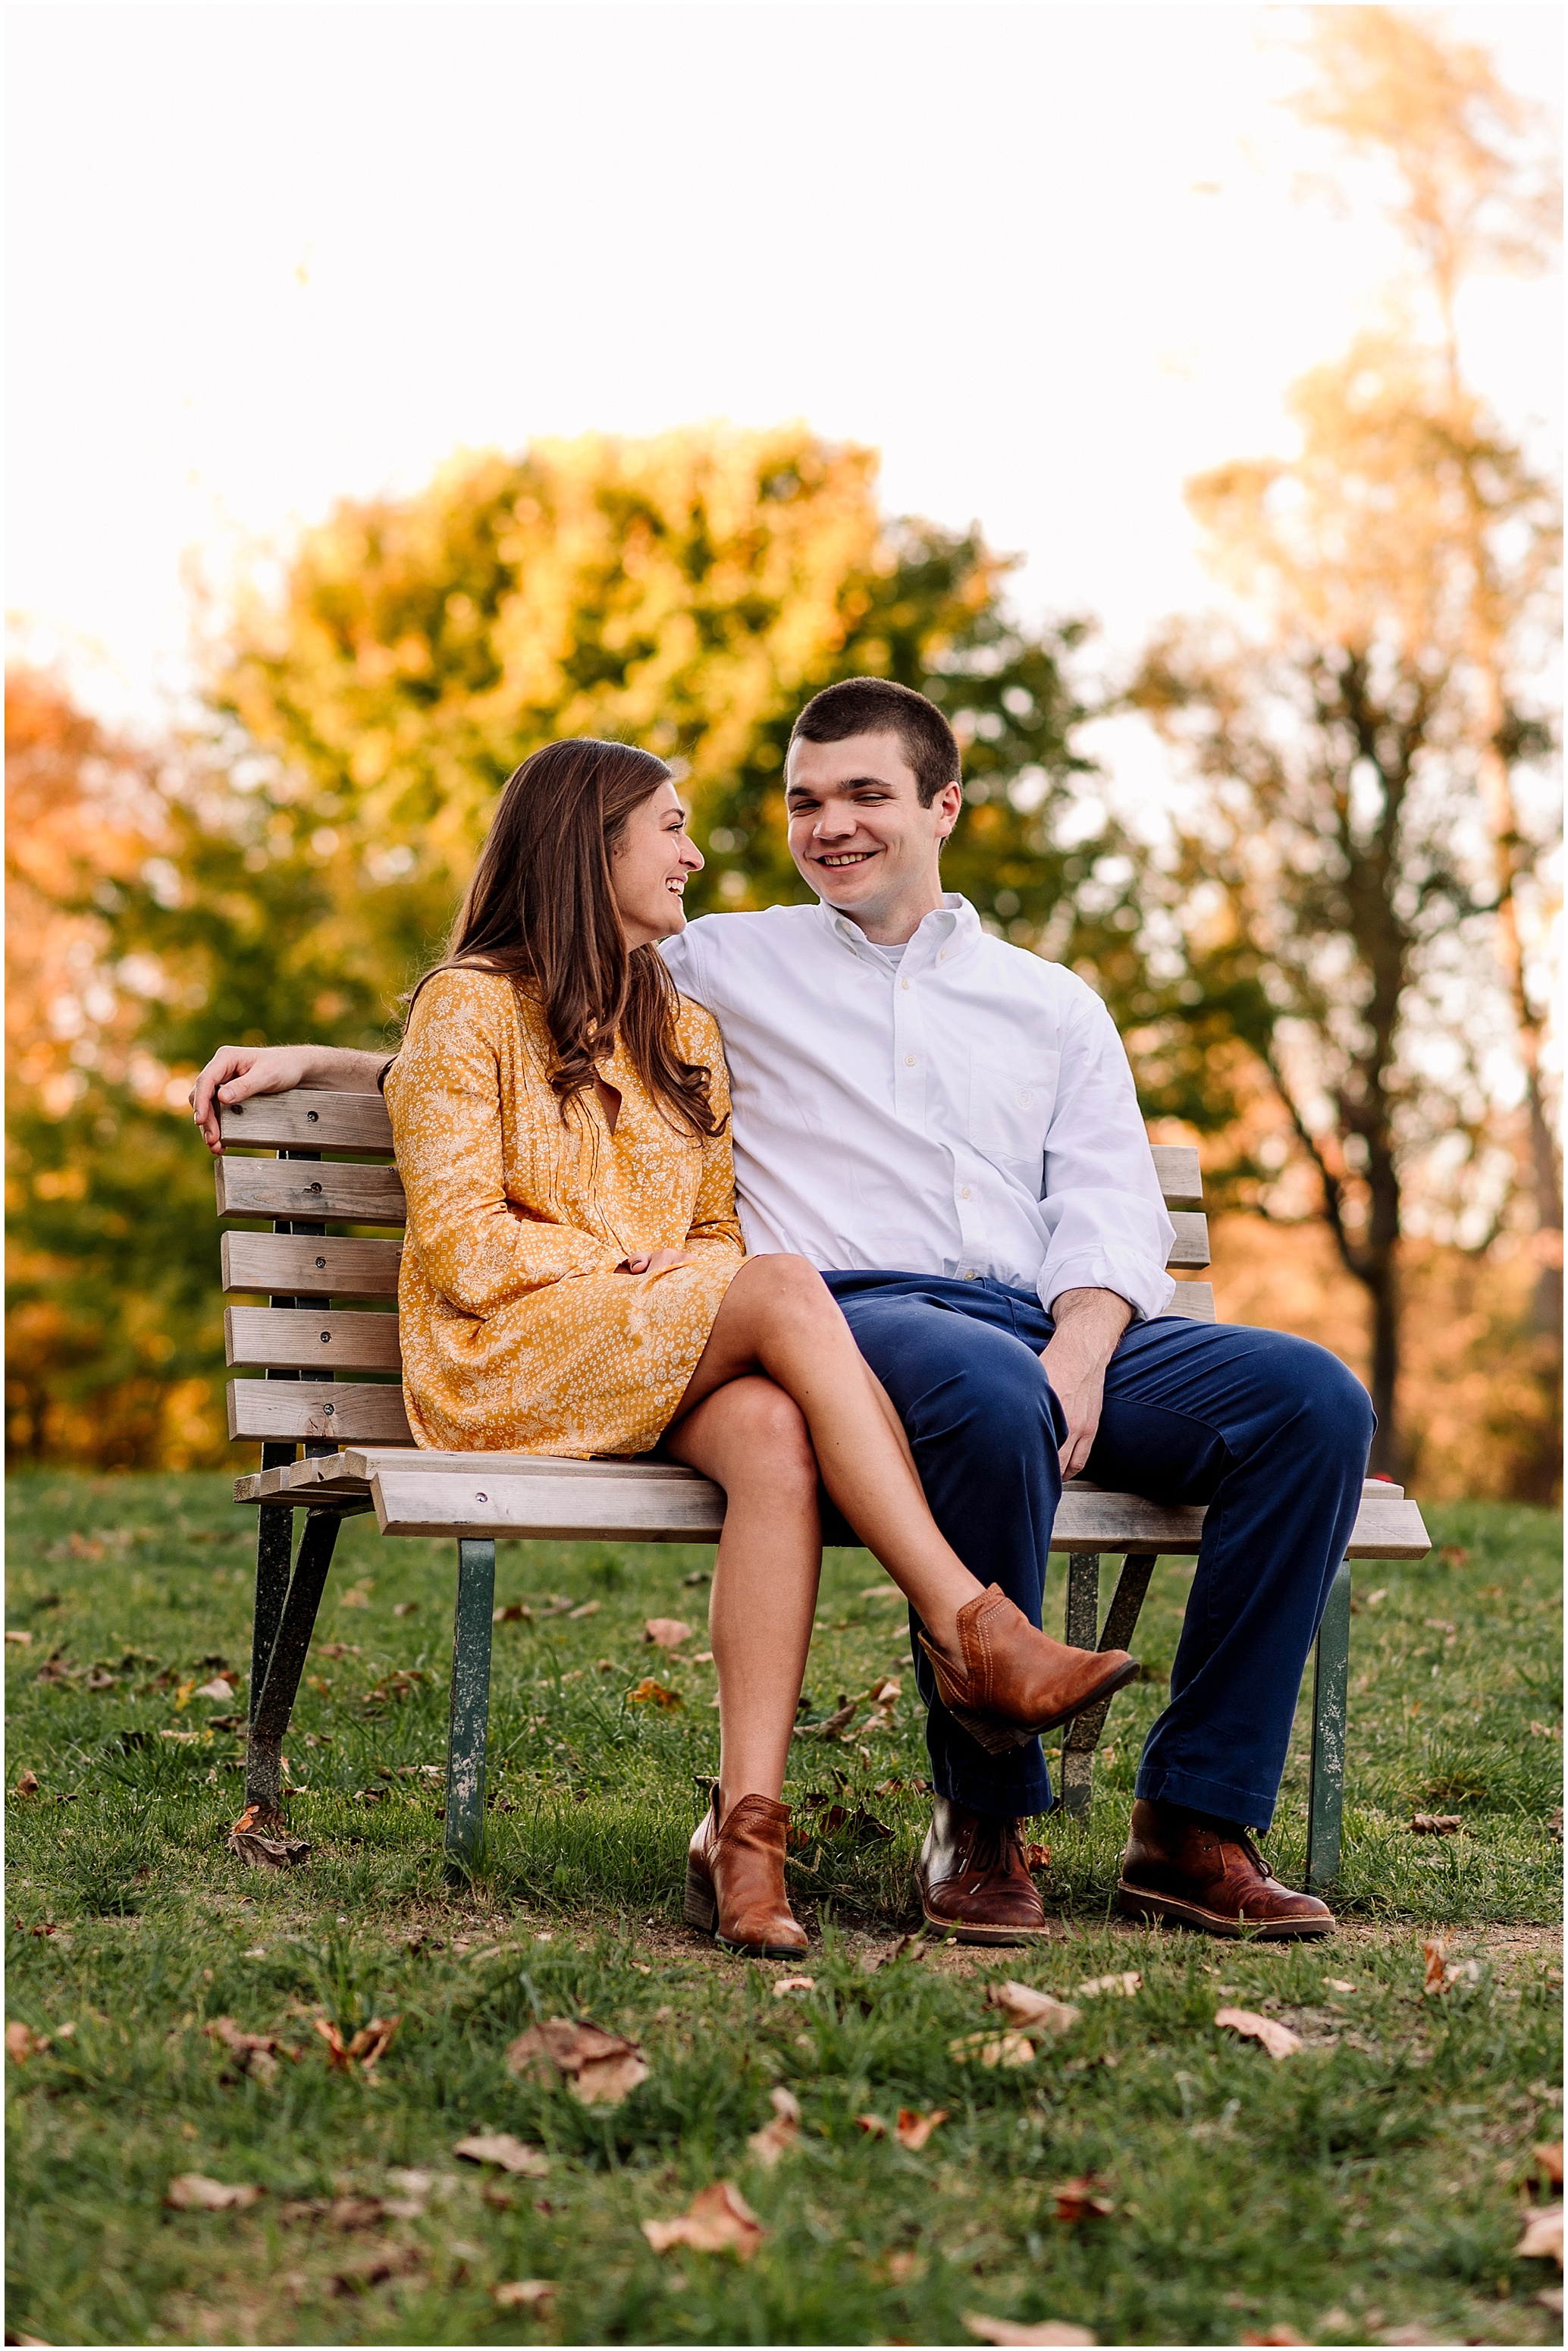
384;968;745;1457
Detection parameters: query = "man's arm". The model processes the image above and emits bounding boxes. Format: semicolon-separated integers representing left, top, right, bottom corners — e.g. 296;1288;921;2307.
1040;1285;1133;1479
190;1044;390;1156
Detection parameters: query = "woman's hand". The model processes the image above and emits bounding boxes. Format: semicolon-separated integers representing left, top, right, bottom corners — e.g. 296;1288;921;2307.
619;1248;697;1275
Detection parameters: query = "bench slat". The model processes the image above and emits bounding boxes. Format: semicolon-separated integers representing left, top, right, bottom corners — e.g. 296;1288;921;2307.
225;1306;403;1373
227;1379;412;1444
371;1465;726;1543
1149;1144;1203;1210
221;1232;403;1300
1166;1213;1209;1270
216;1157;407;1228
219;1091;394;1153
1163;1281;1215;1322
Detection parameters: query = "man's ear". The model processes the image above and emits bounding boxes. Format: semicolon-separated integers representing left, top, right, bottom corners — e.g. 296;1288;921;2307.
933;780;963;839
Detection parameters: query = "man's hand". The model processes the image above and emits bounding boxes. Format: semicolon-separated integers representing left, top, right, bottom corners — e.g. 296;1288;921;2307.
189;1044;388;1156
1040;1287;1133;1478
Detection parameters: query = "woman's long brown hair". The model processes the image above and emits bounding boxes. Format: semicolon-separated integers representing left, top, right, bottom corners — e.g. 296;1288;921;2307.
409;738;722;1137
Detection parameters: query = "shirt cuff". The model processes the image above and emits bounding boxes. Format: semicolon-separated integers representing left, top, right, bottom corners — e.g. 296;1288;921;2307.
1038;1251;1175;1326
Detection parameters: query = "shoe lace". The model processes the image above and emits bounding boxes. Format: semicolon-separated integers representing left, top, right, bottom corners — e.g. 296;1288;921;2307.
965;1815;1025;1875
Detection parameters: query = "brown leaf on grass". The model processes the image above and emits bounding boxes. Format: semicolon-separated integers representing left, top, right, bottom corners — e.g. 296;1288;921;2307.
453;2131;548;2177
771;1976;817;1997
5;1630;33;1646
855;2113;889;2138
1025;1841;1052;1872
492;1603;531;1624
1534;2142;1565;2187
327;2245;423;2294
1048;2177;1115;2224
883;2249;926;2284
869;1675;902;1705
1438;1544;1469;1566
165;2174;263;2211
1240;2329;1307;2346
314;2014;399;2076
6;2021;49;2062
950;2029;1035;2069
625;1678;682;1711
895;2106;949;2150
506;2017;649;2106
1215;2007;1302;2060
1410;1814;1462;1836
1421;1940;1482;1997
745;2086;801;2167
1516;2203;1564;2266
14;1771;39;1798
641;2180;765;2260
393;1602;419;1618
644;1618;694;1649
965;2320;1096;2347
192;1677;236;1702
494;2280;557;2311
227;1805;310;1871
204;2017;290;2083
1075;1971;1141;1999
569;1599;600;1619
986;1982;1080;2034
796;1697;858;1741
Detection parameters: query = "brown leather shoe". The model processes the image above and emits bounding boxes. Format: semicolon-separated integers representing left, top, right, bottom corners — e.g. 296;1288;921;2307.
918;1584;1138;1756
915;1796;1052;1945
1116;1798;1335;1938
684;1791;808;1959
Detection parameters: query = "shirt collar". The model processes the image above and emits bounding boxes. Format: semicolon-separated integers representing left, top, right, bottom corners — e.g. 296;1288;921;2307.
815;892;980;973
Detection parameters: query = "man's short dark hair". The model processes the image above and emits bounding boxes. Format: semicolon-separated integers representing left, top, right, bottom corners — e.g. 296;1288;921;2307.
789;677;961;807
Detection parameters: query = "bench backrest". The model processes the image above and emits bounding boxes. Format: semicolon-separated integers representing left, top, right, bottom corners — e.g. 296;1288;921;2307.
217;1091;1213;1460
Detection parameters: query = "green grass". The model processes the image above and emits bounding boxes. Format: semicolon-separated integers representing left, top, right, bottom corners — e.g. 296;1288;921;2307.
5;1476;1562;2347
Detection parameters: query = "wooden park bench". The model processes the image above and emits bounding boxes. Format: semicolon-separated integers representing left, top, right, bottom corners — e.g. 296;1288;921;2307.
216;1090;1430;1887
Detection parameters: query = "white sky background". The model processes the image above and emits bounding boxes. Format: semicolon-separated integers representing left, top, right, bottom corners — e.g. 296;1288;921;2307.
6;2;1562;758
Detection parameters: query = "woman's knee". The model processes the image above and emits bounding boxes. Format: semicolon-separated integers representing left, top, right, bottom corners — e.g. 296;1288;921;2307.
713;1379;819;1496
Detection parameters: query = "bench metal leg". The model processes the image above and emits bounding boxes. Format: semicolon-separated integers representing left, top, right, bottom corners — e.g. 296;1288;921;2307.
243;1506;341;1824
1058;1553;1102;1815
444;1537;496;1879
1060;1554;1156;1814
1306;1556;1352;1892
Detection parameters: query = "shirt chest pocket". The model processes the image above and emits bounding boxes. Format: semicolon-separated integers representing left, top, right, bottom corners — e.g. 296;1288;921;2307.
967;1050;1059;1188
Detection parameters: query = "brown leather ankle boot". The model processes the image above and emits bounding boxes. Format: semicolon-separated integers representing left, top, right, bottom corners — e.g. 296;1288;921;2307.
685;1791;808;1959
915;1797;1051;1945
1116;1799;1334;1938
918;1584;1138;1756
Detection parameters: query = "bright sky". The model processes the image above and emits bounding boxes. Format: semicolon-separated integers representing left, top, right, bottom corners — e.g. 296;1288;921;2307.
7;2;1561;739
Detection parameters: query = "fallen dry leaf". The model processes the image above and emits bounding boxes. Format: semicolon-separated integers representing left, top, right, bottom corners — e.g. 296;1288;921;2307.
227;1804;310;1870
204;2017;290;2083
745;2086;801;2167
494;2280;557;2311
884;2249;926;2284
644;1618;693;1649
1076;1971;1141;1999
569;1599;600;1619
314;2014;399;2076
869;1675;902;1704
1410;1813;1462;1836
5;1630;33;1646
986;1982;1080;2034
1323;1977;1356;1994
1516;2204;1564;2266
453;2130;548;2176
14;1770;39;1798
165;2173;262;2211
1025;1841;1052;1871
6;2020;49;2062
506;2017;649;2106
1421;1940;1481;1997
951;2029;1035;2069
1534;2142;1565;2187
327;2244;422;2293
965;2321;1096;2348
1048;2177;1115;2223
641;2180;765;2261
393;1602;419;1618
895;2106;949;2150
771;1976;816;1997
1215;2007;1302;2060
625;1677;682;1710
338;1589;372;1609
1241;2329;1307;2346
193;1677;236;1702
855;2113;889;2138
492;1602;531;1624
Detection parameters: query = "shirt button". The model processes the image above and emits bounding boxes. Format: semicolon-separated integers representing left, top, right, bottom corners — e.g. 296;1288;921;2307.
962;1270;978;1280
904;1054;917;1066
961;1187;971;1200
900;979;910;990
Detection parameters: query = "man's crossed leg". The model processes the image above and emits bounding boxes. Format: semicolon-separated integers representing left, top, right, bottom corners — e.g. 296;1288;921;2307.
821;1273;1375;1941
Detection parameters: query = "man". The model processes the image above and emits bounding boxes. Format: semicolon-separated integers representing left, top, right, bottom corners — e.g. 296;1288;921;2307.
193;677;1372;1944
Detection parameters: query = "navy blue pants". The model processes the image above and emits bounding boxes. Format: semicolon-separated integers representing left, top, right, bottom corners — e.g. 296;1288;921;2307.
819;1272;1374;1830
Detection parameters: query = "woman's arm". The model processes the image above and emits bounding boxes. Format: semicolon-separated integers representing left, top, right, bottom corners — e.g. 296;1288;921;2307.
392;975;619;1317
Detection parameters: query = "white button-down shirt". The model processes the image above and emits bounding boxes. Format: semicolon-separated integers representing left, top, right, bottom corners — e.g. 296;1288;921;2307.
660;894;1175;1322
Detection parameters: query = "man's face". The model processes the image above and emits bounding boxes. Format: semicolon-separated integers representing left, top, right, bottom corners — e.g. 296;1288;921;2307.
784;731;961;940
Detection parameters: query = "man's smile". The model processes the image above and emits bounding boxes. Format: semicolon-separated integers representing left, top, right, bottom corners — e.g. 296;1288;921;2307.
814;847;880;868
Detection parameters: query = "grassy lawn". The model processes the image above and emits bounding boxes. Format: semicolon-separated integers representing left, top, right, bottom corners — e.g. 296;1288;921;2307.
5;1475;1562;2349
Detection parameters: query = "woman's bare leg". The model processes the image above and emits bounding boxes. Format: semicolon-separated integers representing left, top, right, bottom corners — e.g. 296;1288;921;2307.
668;1257;988;1653
663;1376;821;1814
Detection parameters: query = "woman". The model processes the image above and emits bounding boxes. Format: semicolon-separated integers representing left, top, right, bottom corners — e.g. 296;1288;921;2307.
385;739;1134;1957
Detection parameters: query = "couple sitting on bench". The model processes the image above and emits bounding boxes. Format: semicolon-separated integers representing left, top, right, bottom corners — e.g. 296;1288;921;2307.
193;677;1372;1951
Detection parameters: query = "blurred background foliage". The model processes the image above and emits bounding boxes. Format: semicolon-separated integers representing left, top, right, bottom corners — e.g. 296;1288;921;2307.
4;12;1559;1500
